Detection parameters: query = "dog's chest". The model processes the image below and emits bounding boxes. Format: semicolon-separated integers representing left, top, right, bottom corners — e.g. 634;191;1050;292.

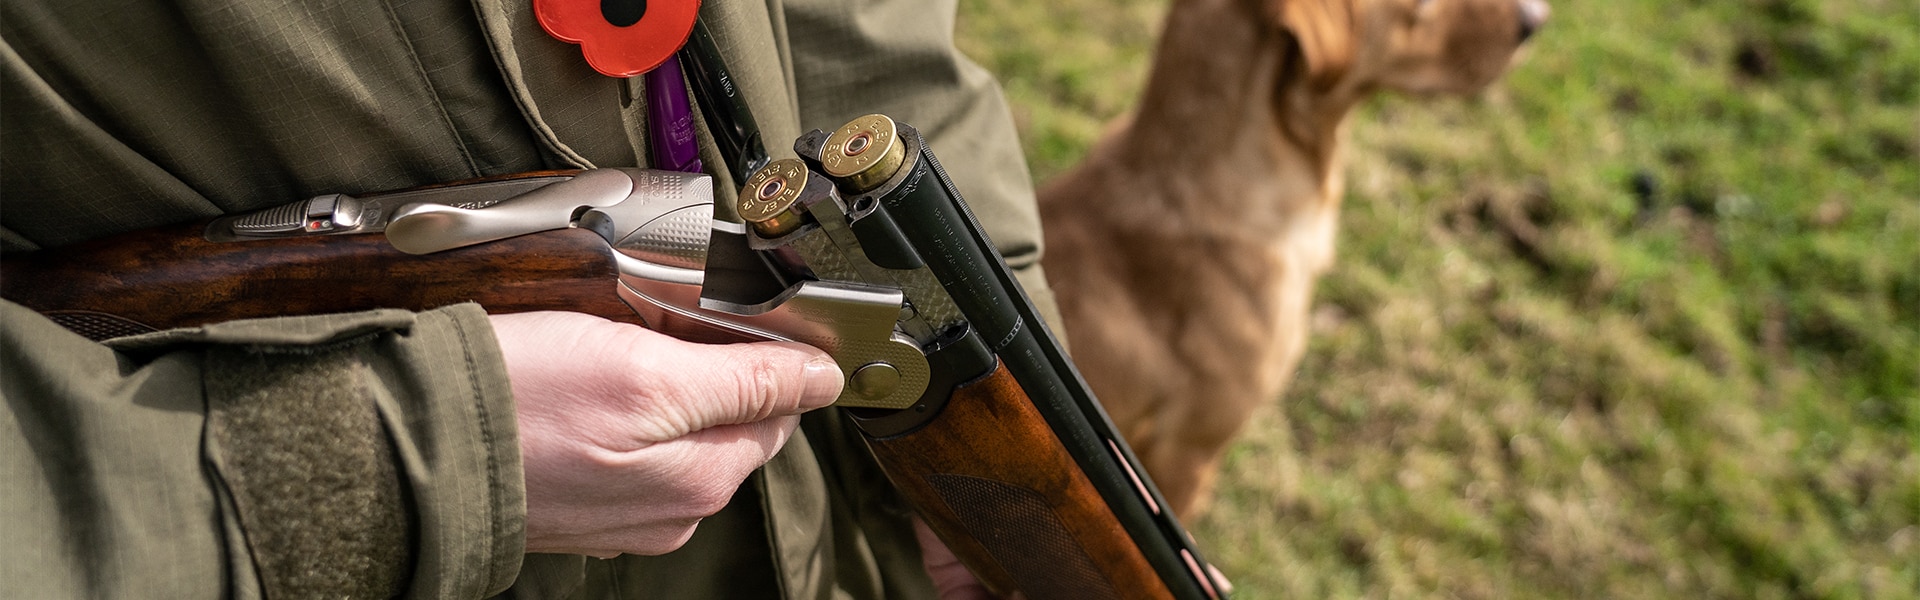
1138;206;1336;383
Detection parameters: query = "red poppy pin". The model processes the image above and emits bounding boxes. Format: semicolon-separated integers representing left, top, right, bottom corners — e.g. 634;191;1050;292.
535;0;702;77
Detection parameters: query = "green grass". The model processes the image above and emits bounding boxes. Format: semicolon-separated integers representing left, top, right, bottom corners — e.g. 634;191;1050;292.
957;0;1920;598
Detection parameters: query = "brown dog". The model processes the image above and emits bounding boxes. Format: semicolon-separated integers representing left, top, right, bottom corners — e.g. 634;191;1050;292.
1040;0;1548;518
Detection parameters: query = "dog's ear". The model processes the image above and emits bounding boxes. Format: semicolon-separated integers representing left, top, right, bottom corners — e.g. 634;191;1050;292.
1274;0;1357;89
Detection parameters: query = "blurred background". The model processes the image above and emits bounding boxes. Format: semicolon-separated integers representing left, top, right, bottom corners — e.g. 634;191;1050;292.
954;0;1919;598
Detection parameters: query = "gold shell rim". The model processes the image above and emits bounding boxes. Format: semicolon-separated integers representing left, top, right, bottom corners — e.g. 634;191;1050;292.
821;114;906;192
737;158;811;237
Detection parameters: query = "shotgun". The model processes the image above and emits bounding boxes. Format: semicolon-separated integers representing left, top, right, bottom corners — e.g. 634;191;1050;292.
0;114;1229;600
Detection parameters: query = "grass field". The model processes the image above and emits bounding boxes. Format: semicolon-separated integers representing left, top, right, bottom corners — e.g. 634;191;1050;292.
955;0;1920;598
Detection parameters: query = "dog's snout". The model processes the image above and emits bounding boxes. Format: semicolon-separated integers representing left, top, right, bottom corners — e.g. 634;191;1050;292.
1517;0;1550;42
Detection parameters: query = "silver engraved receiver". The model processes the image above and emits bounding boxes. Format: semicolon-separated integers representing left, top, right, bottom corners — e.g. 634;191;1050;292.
201;169;930;408
378;168;930;409
205;175;571;242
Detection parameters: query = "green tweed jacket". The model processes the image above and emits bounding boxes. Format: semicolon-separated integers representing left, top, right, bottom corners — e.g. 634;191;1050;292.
0;0;1056;597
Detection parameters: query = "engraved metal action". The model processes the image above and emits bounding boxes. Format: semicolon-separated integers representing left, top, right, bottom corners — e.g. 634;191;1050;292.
211;167;931;410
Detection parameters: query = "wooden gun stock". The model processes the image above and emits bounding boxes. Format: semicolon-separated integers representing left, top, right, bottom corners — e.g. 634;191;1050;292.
2;224;623;336
0;224;760;346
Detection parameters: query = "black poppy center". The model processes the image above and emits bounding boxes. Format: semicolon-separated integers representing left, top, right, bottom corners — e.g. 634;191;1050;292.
601;0;646;27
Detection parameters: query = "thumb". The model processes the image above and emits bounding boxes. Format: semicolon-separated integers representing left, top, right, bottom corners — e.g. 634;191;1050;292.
637;339;844;435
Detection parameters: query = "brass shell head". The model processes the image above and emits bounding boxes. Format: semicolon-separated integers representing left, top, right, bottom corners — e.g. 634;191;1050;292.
821;114;906;193
738;159;811;237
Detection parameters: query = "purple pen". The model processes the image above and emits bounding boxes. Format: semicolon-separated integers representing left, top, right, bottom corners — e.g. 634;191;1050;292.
645;54;705;174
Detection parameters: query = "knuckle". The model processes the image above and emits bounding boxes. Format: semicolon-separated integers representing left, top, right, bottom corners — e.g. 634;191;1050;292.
617;359;661;398
734;352;795;420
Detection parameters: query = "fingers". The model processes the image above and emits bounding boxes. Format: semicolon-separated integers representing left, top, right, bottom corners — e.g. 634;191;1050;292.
493;311;846;557
623;338;843;439
915;517;1002;600
491;311;842;442
642;414;803;501
557;415;803;556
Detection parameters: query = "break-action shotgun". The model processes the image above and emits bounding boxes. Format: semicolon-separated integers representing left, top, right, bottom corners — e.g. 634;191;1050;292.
1;114;1230;600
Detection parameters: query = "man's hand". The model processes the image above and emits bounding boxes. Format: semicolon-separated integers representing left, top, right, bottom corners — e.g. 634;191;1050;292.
916;517;1011;600
490;311;843;557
